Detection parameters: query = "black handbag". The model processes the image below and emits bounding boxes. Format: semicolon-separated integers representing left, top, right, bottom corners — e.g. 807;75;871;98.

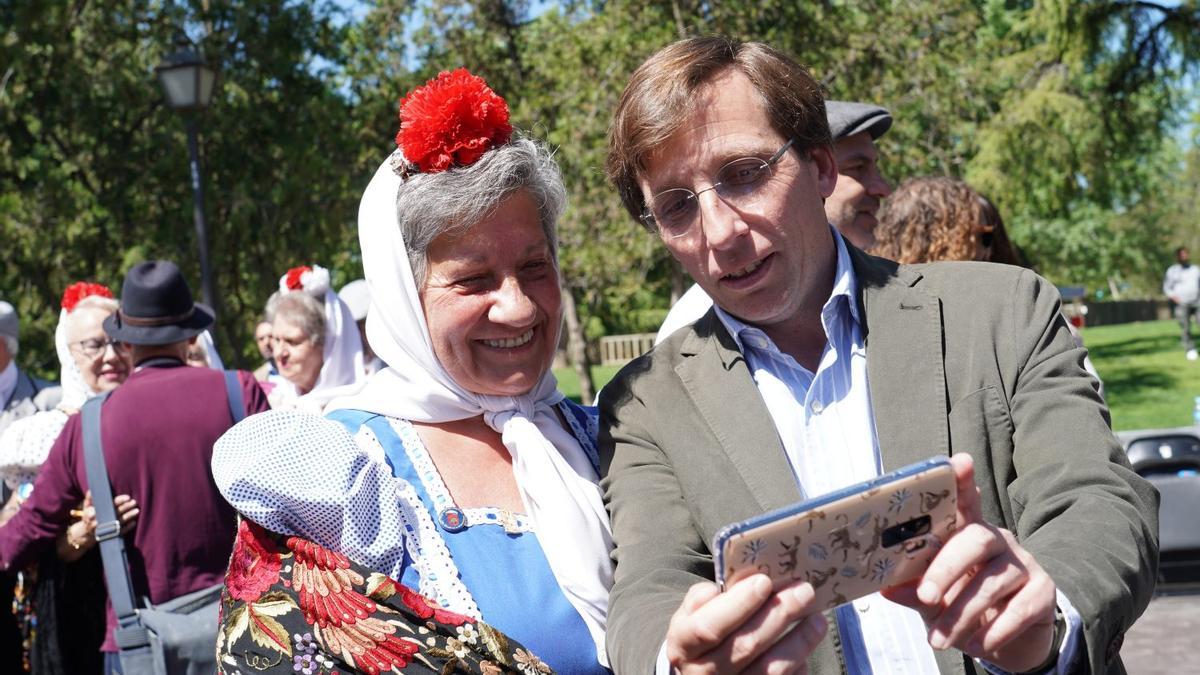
81;370;245;674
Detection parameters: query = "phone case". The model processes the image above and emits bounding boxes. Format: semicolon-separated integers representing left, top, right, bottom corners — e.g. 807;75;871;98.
713;457;957;611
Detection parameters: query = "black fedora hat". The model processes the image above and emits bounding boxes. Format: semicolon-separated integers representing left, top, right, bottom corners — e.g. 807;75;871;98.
104;260;215;345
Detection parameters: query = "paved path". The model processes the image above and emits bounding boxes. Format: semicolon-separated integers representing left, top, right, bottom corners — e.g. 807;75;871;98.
1122;587;1200;674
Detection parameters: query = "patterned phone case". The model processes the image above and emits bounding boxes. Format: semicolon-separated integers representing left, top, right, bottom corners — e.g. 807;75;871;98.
713;457;957;611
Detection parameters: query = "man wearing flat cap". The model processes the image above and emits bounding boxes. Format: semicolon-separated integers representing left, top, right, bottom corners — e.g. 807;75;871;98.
655;99;894;342
0;261;270;672
601;36;1155;674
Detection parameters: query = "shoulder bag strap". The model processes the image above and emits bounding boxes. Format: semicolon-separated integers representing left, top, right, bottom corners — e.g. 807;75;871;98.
80;394;147;643
224;370;245;424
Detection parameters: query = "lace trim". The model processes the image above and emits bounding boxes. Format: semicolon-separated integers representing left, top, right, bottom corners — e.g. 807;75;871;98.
352;423;480;620
391;418;533;534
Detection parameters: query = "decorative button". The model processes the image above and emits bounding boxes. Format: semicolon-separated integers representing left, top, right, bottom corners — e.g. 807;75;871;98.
438;507;467;533
811;400;825;414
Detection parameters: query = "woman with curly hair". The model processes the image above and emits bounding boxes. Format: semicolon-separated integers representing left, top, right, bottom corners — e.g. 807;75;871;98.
872;176;1020;265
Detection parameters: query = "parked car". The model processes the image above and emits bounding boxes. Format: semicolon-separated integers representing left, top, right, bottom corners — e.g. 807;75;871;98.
1117;427;1200;584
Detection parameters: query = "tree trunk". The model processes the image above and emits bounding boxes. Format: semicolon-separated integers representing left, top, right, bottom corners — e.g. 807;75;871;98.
561;283;596;405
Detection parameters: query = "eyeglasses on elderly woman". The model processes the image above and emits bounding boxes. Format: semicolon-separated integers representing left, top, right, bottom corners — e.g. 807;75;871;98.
70;337;128;358
640;138;795;238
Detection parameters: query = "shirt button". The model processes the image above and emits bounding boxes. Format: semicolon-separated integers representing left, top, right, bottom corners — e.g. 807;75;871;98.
811;400;824;414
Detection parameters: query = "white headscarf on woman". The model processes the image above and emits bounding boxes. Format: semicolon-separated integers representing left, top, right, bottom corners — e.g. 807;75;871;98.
327;153;613;665
272;265;364;413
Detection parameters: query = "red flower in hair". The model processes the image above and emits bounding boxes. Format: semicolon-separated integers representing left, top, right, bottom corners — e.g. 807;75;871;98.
61;282;114;312
395;68;512;174
284;266;311;291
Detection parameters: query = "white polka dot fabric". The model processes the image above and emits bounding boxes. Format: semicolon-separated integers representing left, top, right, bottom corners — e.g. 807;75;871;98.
0;409;69;490
211;408;480;617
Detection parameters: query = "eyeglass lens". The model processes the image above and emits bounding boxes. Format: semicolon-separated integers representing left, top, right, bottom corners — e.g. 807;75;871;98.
647;139;793;238
77;338;125;357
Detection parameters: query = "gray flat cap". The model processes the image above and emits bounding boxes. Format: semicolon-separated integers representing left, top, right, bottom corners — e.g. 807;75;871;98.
826;100;892;141
0;301;16;340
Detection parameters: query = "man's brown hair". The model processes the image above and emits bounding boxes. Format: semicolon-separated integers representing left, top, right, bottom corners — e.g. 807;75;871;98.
606;35;831;230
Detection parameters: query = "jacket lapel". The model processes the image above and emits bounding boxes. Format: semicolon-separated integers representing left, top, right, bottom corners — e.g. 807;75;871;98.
674;310;802;513
853;249;951;471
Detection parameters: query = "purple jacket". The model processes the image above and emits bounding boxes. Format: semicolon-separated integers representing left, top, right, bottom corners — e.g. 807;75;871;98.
0;359;270;651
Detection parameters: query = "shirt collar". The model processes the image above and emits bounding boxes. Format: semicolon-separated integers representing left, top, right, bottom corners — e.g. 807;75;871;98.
714;225;862;353
0;361;18;405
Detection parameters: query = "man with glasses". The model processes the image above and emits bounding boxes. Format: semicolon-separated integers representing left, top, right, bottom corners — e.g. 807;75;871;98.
655;100;893;343
600;36;1156;674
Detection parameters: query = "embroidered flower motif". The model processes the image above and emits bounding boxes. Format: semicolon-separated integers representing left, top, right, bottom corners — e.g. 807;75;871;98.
226;520;282;603
455;623;479;645
395;68;512;174
60;282;113;312
279;265;330;297
513;648;552;674
293;632;317;656
399;585;470;627
292;652;317;674
447;637;469;658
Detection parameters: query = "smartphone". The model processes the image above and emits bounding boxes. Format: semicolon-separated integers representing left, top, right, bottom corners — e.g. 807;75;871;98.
712;456;957;611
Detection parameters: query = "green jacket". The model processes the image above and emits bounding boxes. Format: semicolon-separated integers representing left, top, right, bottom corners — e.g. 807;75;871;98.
599;248;1158;674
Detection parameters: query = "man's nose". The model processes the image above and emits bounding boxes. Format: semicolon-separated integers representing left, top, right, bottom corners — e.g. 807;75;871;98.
867;167;892;198
696;190;750;249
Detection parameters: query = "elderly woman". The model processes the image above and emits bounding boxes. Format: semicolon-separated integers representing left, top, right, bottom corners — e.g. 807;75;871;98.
212;70;610;674
267;264;364;413
0;283;138;675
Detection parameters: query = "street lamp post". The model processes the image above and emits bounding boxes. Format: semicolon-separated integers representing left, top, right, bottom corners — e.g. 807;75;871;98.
156;34;218;316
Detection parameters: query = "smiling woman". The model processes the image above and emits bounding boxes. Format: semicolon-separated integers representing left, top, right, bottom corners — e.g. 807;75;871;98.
211;69;612;675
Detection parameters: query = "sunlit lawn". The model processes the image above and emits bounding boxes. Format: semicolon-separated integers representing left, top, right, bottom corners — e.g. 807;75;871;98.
557;320;1198;430
1081;320;1200;431
553;364;622;404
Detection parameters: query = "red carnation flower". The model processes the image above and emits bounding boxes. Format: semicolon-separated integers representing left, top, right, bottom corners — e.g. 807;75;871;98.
61;282;114;312
398;585;469;626
226;520;282;603
284;265;311;291
395;68;512;174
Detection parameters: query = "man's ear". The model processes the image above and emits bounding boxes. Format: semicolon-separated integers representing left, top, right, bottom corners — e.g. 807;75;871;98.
809;145;838;199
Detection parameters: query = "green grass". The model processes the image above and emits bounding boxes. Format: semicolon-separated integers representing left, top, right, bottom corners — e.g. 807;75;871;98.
556;320;1199;430
1081;319;1200;431
553;364;623;404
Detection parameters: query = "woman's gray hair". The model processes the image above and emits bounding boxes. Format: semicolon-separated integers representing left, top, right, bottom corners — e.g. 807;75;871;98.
396;136;567;285
272;292;326;346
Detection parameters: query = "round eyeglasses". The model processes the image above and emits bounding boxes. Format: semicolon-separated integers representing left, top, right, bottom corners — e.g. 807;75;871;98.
71;337;128;358
640;139;795;239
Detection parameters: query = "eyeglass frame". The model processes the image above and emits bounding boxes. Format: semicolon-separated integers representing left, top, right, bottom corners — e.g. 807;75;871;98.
69;337;129;358
639;138;796;238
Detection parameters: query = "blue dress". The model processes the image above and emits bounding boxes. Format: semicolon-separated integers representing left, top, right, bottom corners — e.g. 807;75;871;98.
325;403;608;675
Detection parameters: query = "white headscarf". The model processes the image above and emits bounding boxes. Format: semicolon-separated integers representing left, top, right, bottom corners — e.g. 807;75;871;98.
273;267;365;413
195;329;225;370
327;154;613;664
55;308;93;410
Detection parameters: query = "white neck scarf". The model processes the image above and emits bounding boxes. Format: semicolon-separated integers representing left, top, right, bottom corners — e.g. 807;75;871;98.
328;155;612;665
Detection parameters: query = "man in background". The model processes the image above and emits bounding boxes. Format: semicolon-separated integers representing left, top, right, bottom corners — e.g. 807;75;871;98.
1163;245;1200;360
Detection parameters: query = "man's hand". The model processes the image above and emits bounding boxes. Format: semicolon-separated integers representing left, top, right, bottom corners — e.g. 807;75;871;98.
882;454;1057;673
665;574;827;674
